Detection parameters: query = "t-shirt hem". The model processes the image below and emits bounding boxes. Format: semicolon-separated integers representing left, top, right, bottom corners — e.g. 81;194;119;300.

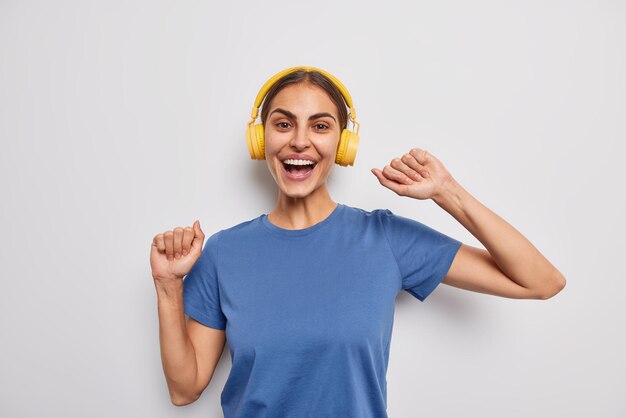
184;304;226;330
407;239;462;302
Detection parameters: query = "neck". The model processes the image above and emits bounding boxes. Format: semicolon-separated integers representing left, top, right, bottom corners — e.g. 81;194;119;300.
268;185;337;230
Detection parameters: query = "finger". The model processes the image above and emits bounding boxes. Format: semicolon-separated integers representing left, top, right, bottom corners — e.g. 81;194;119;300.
173;227;184;259
371;168;406;195
401;152;429;179
409;148;429;166
383;164;414;185
164;230;174;260
181;227;194;256
392;156;423;181
153;233;166;253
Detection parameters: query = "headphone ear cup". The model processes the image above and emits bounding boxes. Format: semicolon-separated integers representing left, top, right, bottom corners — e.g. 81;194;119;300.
246;124;266;160
335;129;360;166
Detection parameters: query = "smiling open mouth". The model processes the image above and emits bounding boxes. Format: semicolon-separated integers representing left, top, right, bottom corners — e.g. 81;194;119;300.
281;159;318;180
283;162;316;174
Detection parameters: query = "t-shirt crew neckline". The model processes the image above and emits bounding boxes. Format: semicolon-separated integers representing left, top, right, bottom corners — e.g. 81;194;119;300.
260;203;345;238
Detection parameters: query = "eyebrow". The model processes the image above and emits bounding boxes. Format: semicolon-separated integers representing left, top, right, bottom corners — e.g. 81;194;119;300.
269;108;337;123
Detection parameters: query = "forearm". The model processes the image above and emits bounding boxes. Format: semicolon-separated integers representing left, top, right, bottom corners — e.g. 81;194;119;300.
154;280;201;404
432;177;566;297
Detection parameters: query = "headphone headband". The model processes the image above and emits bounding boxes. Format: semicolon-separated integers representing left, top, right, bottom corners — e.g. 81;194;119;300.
249;66;356;122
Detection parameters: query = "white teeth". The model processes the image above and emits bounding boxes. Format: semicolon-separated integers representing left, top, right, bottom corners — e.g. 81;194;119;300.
284;159;316;166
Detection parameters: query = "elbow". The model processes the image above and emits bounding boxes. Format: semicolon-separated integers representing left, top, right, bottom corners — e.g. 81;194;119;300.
168;385;201;407
538;272;567;300
170;392;200;407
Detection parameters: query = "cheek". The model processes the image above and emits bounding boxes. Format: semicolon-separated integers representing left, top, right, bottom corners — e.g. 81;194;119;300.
263;133;278;154
322;137;340;157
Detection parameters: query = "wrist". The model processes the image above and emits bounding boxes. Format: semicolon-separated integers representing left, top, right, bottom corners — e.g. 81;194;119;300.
432;176;464;210
154;277;183;298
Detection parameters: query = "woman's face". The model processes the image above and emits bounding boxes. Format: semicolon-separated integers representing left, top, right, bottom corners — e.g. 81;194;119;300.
264;82;341;199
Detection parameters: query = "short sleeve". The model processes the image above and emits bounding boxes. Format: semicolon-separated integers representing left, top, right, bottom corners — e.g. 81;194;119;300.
380;209;462;302
183;231;227;330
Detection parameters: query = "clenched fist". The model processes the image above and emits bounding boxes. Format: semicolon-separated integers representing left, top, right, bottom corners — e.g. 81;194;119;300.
150;220;204;283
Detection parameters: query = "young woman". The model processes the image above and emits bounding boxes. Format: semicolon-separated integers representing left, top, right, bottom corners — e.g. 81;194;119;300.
149;66;566;417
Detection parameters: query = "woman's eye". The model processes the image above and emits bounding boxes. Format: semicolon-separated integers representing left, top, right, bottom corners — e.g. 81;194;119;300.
314;124;329;130
275;122;291;129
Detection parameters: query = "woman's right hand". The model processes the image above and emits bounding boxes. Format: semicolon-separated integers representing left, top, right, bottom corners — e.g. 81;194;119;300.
150;220;205;284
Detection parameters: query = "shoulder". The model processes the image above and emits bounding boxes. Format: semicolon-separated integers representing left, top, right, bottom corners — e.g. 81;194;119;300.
349;205;445;242
337;204;395;234
208;214;266;245
340;203;391;220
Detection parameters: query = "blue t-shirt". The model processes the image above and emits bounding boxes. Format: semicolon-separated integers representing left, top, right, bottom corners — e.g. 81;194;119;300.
183;203;462;418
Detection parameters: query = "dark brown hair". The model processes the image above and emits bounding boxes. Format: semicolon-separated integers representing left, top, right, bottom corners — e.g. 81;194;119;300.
260;69;349;131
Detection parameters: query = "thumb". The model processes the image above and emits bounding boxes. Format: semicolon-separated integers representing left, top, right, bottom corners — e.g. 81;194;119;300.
192;220;204;247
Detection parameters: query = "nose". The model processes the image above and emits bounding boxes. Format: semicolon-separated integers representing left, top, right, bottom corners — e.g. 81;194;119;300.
289;125;311;150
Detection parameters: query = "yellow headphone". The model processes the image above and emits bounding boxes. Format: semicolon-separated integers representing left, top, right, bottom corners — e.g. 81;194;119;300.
246;66;360;167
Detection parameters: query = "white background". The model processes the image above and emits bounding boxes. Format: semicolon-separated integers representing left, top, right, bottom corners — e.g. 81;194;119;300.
1;0;624;417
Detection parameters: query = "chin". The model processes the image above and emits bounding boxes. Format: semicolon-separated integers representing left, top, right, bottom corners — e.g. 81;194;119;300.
278;177;329;199
279;185;316;199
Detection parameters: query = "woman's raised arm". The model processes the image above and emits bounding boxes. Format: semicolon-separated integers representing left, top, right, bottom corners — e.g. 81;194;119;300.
371;148;566;300
151;221;227;405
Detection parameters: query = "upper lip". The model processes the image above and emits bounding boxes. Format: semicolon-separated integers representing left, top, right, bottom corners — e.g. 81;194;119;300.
280;154;318;163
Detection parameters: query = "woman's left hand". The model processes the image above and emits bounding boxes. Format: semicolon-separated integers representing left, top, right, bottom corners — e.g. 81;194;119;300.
371;147;454;201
